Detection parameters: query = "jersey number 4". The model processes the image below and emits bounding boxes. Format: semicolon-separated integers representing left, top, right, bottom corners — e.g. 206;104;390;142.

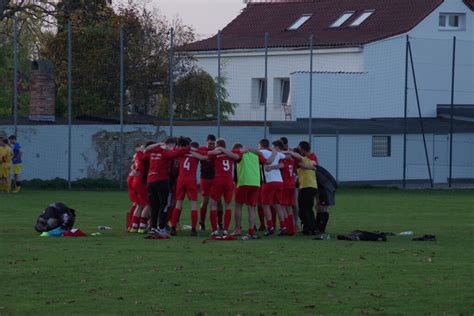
183;157;191;171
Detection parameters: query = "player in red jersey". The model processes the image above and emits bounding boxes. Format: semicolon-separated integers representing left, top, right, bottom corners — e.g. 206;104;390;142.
280;137;301;231
280;153;297;235
205;139;240;236
128;144;152;234
142;137;190;236
170;139;201;236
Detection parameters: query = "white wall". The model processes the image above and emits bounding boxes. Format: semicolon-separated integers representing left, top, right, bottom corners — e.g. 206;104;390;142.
194;48;363;120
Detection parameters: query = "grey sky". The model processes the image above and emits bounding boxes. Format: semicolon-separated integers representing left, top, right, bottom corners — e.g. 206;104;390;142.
147;0;245;39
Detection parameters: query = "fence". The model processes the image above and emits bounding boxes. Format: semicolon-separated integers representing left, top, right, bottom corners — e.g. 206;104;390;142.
0;15;473;189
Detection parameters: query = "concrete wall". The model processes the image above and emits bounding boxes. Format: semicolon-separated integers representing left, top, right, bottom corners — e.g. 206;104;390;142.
1;124;472;183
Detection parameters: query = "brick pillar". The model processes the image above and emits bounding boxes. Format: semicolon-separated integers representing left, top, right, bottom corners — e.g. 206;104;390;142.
29;61;55;122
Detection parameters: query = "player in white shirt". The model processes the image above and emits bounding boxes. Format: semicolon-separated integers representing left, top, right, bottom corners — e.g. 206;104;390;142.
258;139;288;236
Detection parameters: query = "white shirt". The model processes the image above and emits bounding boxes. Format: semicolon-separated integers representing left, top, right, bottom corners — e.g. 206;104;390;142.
260;149;285;183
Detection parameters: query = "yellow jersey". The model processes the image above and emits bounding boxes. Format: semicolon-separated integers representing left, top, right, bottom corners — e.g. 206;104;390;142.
297;157;317;189
0;146;13;166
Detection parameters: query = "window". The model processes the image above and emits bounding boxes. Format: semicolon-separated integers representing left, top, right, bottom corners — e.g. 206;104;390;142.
372;136;391;157
439;13;465;30
287;14;312;31
350;10;374;27
258;79;267;105
330;11;355;28
280;79;290;104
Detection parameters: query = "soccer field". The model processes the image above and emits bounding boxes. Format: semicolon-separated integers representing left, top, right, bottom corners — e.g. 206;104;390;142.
1;188;473;315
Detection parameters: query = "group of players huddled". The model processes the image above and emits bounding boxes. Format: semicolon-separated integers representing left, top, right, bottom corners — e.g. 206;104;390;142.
127;134;333;240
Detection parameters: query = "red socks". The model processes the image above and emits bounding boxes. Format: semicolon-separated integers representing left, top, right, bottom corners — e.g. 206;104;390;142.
210;210;218;231
170;208;180;228
224;209;232;231
248;228;255;236
200;206;207;224
287;214;295;235
279;219;287;230
266;219;274;230
191;210;198;229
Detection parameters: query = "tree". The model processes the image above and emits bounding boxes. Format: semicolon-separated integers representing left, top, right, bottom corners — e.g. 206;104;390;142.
174;69;236;120
40;1;196;118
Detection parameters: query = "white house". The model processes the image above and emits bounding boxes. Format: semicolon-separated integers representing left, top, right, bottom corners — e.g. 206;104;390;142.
183;0;474;185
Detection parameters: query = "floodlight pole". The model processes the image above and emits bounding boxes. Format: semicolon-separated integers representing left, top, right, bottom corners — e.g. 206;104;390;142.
217;30;222;138
308;34;314;145
448;36;456;188
119;26;125;190
169;28;174;137
67;20;73;190
264;32;269;139
13;14;18;136
403;35;409;189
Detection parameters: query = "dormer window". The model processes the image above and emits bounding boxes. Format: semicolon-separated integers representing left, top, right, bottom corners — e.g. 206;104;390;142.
287;14;312;31
439;13;466;30
350;10;374;27
330;11;355;28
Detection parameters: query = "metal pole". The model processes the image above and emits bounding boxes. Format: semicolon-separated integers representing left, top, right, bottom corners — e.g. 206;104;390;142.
169;28;174;137
308;34;314;145
408;41;433;188
403;35;409;189
263;32;268;139
336;131;340;181
67;20;72;190
13;14;18;136
448;36;456;188
217;30;221;137
119;26;125;190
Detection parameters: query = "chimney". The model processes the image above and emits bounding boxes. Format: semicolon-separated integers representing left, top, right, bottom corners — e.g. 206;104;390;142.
29;60;55;122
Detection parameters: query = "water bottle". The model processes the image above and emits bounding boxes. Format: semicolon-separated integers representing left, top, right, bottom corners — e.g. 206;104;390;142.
97;226;112;231
399;231;414;236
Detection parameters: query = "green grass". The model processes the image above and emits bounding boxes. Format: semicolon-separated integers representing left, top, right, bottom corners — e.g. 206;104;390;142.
1;188;473;315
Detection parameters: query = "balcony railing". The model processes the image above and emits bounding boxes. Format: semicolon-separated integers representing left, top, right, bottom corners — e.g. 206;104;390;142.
230;103;293;121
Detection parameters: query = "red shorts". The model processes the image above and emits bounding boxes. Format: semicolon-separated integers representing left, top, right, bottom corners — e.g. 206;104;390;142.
132;177;149;206
210;179;234;204
280;187;296;206
176;180;198;201
200;179;214;197
235;186;260;207
127;177;137;204
261;182;283;205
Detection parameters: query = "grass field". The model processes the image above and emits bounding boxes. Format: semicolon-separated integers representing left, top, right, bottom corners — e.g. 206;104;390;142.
1;188;473;315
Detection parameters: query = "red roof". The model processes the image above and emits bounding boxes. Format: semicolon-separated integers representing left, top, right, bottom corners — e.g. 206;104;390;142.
464;0;474;11
183;0;443;51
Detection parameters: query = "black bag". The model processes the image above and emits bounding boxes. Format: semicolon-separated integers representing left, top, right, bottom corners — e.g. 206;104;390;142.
337;230;387;242
35;203;76;232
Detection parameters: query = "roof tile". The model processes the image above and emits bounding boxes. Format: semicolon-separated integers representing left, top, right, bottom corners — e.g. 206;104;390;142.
183;0;443;51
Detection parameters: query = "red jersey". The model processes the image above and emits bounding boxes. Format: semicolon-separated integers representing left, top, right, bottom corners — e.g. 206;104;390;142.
209;151;239;181
177;153;199;184
142;146;190;183
308;152;319;165
281;158;296;189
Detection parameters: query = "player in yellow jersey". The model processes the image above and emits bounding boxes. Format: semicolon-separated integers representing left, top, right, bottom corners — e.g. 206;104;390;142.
0;137;13;193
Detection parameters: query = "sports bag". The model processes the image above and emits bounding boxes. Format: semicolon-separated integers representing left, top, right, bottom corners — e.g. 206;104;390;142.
35;203;76;232
337;230;387;242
